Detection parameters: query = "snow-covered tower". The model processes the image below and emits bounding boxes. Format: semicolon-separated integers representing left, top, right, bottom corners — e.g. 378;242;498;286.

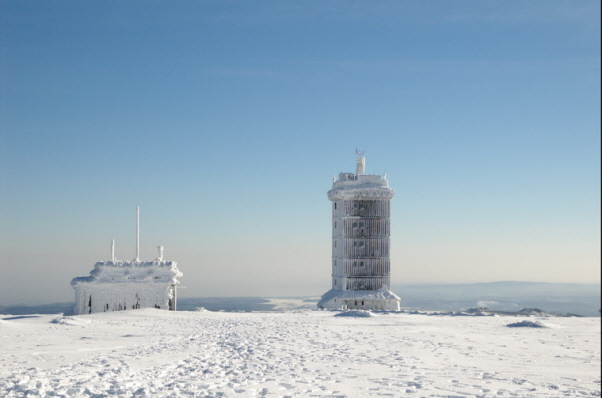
318;152;401;311
71;208;182;315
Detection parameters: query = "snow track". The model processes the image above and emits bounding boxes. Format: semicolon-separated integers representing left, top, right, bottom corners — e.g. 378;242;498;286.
1;309;599;397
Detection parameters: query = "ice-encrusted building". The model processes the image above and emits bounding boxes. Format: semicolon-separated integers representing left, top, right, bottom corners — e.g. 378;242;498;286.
317;153;401;311
71;208;182;315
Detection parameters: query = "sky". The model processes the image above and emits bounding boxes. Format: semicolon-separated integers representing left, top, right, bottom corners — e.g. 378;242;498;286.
1;1;600;305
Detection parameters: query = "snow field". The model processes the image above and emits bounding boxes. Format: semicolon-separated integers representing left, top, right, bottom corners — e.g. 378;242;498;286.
0;309;599;397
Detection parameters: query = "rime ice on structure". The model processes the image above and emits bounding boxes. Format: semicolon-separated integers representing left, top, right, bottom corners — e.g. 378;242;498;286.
71;208;182;315
318;152;401;311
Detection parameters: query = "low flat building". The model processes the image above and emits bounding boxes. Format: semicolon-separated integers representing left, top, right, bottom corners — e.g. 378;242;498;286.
71;258;182;315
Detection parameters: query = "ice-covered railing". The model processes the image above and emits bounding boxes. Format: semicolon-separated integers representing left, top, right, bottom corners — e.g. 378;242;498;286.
328;173;394;201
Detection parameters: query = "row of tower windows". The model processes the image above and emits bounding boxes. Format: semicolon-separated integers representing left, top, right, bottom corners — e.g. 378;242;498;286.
332;219;390;238
334;262;390;277
336;260;376;267
333;200;390;217
334;259;389;266
333;237;389;245
333;279;389;290
346;277;388;291
333;239;390;256
334;221;368;228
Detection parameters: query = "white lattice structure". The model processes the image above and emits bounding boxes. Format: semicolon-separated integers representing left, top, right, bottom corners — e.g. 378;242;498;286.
318;153;401;311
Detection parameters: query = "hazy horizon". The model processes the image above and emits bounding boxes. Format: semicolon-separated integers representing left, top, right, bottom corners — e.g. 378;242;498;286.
2;280;599;309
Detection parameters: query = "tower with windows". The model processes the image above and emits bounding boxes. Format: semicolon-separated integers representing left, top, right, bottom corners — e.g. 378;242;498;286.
317;152;401;311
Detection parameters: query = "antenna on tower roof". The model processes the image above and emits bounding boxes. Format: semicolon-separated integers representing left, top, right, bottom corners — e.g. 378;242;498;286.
355;149;366;175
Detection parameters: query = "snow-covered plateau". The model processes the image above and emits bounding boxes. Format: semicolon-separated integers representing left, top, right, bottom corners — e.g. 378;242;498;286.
0;309;599;397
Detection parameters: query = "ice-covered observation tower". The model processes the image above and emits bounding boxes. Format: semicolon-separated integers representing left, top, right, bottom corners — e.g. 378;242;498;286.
71;208;183;315
317;152;401;311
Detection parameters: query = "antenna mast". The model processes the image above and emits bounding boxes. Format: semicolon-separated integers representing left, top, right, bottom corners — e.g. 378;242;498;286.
135;206;140;262
356;149;366;176
111;239;115;262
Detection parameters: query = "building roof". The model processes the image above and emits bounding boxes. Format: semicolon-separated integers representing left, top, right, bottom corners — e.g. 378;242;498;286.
71;261;182;287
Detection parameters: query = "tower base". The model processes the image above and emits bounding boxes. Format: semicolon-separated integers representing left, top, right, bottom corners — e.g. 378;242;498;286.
317;289;401;311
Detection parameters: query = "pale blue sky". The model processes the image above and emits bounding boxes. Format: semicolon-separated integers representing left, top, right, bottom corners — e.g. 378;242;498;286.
1;1;600;305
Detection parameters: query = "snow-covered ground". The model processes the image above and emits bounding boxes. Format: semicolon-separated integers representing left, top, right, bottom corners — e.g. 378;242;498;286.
0;309;599;397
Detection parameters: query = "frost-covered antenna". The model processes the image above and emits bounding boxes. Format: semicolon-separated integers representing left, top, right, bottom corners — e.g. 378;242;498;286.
135;206;140;262
356;149;366;176
157;245;164;261
111;239;115;262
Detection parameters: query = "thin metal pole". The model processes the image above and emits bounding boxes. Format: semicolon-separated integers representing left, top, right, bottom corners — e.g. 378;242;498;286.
135;207;140;262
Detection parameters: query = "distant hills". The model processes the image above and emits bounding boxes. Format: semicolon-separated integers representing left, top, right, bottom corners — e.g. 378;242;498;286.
392;281;601;316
